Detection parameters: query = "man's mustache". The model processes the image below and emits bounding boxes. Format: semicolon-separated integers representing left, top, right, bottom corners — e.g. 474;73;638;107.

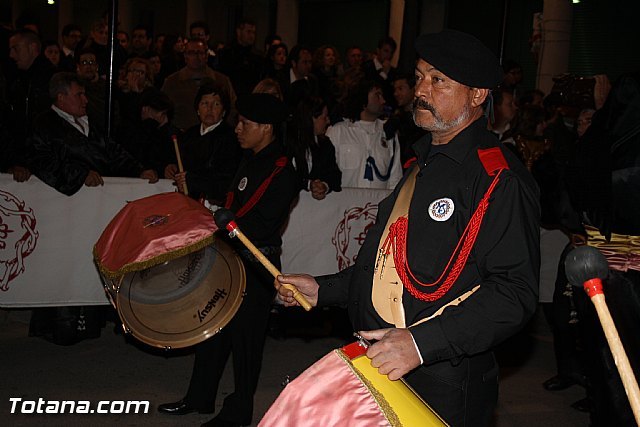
413;98;436;114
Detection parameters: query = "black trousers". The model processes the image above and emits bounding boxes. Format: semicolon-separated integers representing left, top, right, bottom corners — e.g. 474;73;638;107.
183;255;277;425
543;243;584;381
404;351;499;427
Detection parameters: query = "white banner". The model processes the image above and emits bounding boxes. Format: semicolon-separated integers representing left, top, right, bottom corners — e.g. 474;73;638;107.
0;174;175;307
281;188;391;276
0;173;391;307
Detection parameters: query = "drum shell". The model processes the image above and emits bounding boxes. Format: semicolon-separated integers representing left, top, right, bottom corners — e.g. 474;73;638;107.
103;238;245;349
259;341;447;426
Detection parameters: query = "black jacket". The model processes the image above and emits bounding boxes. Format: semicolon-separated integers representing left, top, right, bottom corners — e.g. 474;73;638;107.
180;122;242;202
6;55;55;166
290;134;342;193
226;141;299;248
317;118;540;364
28;109;144;195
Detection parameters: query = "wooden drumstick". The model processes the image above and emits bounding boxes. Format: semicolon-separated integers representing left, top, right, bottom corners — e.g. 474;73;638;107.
214;209;312;311
172;134;188;196
566;246;640;424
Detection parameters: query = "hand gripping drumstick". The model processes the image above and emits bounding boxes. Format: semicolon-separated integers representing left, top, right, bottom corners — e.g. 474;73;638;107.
171;134;189;196
565;246;640;424
214;208;312;311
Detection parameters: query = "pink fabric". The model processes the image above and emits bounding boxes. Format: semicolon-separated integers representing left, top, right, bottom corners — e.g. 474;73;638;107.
94;192;217;276
259;350;390;427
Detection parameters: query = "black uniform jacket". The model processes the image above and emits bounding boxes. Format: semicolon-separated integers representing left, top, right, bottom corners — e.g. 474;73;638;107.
28;109;144;196
180;122;242;203
317;118;541;365
292;134;342;193
226;141;299;248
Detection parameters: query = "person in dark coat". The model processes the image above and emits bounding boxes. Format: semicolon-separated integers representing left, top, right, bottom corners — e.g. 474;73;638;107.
158;93;299;427
172;83;242;203
6;29;55;182
276;30;540;427
286;96;341;198
217;19;263;97
27;72;157;196
115;87;178;180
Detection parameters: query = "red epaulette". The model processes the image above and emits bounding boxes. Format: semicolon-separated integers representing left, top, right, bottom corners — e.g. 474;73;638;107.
403;157;417;170
477;147;509;176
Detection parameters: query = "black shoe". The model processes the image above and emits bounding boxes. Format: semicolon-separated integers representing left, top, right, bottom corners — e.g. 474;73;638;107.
542;375;576;391
157;399;214;415
201;416;243;427
570;397;591;413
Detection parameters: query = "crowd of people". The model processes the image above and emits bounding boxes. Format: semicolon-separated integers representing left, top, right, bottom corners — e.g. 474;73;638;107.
1;13;638;427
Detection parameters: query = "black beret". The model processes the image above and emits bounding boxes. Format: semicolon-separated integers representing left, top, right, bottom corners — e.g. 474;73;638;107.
140;87;174;112
414;30;502;89
236;93;289;124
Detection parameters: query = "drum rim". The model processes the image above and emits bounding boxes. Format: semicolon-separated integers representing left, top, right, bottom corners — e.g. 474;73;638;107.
114;238;246;349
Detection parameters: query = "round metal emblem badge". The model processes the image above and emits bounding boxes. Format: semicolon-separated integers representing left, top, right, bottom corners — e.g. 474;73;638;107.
428;198;455;222
238;177;248;191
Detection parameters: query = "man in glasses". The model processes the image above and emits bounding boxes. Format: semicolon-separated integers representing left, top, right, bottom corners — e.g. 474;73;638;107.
75;49;114;134
162;39;237;131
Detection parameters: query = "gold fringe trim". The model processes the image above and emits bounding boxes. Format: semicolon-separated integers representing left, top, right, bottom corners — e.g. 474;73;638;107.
93;235;215;280
336;349;402;427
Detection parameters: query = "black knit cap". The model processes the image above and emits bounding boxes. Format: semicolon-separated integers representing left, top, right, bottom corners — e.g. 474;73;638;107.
414;29;502;89
236;93;289;124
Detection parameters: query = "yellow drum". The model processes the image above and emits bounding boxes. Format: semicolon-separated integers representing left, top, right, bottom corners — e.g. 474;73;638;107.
259;337;447;426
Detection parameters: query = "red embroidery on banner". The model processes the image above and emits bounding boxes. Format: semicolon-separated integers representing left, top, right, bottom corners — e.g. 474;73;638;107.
332;203;378;271
0;190;38;291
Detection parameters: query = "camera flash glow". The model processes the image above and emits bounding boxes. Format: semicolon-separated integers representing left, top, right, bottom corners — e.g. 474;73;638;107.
47;0;55;4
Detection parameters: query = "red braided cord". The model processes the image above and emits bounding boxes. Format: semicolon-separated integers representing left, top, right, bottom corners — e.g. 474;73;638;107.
388;170;504;301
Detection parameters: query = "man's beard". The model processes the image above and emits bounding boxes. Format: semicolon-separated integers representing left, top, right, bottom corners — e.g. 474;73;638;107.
412;97;470;132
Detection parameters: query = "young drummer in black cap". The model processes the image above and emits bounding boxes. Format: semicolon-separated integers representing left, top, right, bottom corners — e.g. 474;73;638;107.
159;93;298;427
276;30;540;426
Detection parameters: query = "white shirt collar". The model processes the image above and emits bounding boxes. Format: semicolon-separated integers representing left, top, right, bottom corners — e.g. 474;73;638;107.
200;120;223;136
51;104;89;136
62;46;74;57
290;68;308;83
373;57;383;71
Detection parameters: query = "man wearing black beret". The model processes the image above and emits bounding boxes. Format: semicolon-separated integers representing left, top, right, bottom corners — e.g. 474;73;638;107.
276;30;540;426
159;93;298;427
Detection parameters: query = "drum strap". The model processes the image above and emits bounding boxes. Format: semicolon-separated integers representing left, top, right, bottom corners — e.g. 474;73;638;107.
372;148;507;327
225;156;288;218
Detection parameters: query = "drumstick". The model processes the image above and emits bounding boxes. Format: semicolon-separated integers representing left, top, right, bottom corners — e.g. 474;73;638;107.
565;246;640;424
172;134;188;196
214;208;312;311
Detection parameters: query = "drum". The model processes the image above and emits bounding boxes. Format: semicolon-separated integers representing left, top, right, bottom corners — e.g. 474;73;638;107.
259;337;447;427
94;192;245;349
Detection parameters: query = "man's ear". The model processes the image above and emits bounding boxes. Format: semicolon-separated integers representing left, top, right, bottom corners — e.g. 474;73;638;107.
471;88;489;107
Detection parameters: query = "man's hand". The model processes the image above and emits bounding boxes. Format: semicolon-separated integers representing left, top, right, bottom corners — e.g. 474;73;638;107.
84;170;104;187
359;328;422;380
9;166;31;182
593;74;611;110
310;179;329;200
141;169;158;183
174;171;187;194
164;163;178;179
275;274;319;308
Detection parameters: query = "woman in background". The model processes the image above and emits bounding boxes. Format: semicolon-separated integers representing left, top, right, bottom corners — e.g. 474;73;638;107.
172;83;241;203
286;96;341;199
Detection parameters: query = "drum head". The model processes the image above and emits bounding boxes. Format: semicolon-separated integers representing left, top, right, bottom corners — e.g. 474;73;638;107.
116;238;245;349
